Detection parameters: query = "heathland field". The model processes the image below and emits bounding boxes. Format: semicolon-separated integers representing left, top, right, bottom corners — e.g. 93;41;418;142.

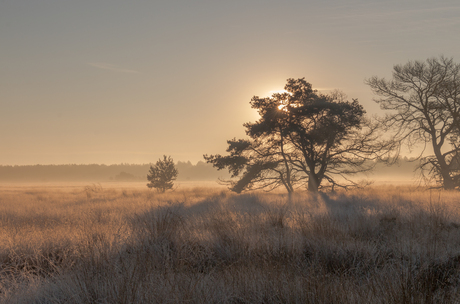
1;184;460;303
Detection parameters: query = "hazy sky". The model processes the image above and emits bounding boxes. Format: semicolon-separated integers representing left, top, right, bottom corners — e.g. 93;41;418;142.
2;0;460;165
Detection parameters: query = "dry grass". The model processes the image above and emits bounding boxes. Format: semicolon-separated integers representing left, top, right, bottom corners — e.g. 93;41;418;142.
1;184;460;303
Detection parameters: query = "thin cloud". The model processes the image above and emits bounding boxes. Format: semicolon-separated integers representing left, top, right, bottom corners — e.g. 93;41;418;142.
88;62;139;74
325;3;460;27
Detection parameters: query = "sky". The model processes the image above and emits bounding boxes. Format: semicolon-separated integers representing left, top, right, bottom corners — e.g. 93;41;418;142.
2;0;460;165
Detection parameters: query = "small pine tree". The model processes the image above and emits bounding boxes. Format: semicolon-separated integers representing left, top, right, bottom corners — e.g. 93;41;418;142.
147;155;178;192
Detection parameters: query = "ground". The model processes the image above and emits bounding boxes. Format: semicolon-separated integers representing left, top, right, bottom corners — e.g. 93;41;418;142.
1;182;460;303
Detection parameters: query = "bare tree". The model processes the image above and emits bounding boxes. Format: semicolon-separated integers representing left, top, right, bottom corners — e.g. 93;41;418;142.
366;56;460;189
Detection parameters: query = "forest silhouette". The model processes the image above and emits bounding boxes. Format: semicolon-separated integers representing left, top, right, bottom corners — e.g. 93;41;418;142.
0;159;417;183
0;161;228;182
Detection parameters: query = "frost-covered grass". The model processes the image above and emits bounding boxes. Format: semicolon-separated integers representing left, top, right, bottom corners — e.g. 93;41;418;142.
1;185;460;303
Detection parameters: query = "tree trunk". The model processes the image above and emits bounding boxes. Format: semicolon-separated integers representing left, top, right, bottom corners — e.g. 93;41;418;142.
307;174;319;192
287;191;293;204
441;169;455;190
432;138;456;190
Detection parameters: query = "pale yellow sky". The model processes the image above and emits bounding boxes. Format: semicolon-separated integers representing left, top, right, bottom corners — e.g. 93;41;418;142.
1;0;460;165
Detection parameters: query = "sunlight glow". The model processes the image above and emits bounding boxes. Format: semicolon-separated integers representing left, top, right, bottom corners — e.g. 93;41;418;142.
268;89;288;96
267;89;290;111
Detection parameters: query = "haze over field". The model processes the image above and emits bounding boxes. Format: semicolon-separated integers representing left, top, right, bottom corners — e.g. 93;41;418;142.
0;159;419;183
2;1;460;166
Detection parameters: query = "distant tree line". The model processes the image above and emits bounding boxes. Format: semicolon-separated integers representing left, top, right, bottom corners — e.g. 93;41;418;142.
0;161;229;182
0;159;417;183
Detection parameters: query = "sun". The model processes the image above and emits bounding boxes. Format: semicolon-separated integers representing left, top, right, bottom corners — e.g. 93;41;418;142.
266;89;290;111
278;104;287;111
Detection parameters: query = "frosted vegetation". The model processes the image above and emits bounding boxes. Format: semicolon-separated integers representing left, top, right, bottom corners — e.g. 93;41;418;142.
1;185;460;303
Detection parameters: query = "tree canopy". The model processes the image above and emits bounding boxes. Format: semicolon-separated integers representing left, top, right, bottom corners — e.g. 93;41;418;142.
366;56;460;189
205;78;389;192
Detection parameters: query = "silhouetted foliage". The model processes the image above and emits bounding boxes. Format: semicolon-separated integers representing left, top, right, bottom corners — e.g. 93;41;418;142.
367;56;460;190
147;155;178;192
205;78;390;192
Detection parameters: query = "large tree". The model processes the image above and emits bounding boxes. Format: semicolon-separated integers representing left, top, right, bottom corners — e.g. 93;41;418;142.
366;56;460;189
205;78;388;192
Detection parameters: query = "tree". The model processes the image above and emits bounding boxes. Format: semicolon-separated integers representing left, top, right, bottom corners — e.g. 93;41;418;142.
147;155;178;192
205;78;389;193
366;56;460;189
204;137;297;193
